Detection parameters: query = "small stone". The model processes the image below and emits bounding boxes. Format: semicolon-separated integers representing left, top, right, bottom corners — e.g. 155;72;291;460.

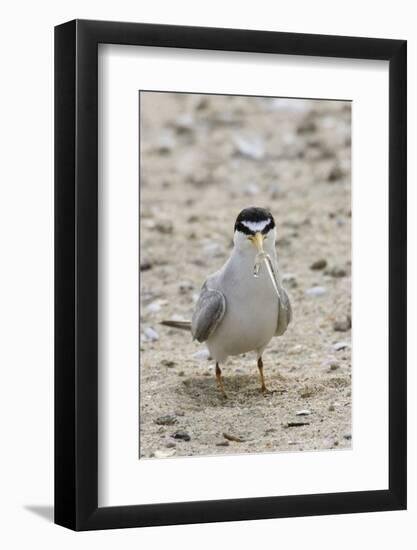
173;113;194;133
305;286;326;297
196;97;209;110
171;430;191;442
321;359;340;370
297;119;317;134
343;433;352;440
153;449;176;459
310;259;327;270
333;317;352;332
155;220;173;234
161;359;176;368
156;132;176;154
327;164;345;182
140;260;153;271
179;281;194;294
155;415;178;426
165;441;176;448
223;432;245;443
143;327;159;342
285;421;310;428
146;301;162;313
215;440;230;447
296;409;311;416
234;135;265;160
326;266;347;278
334;341;350;351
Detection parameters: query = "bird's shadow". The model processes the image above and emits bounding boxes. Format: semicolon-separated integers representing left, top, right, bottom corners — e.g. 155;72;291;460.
24;505;54;523
177;373;287;408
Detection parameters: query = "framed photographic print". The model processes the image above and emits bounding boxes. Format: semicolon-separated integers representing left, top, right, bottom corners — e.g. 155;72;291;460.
55;19;406;530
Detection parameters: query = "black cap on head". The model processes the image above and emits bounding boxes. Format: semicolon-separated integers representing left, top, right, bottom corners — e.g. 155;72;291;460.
234;207;275;235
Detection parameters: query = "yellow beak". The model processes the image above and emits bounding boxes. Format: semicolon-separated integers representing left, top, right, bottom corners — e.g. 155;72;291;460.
250;232;264;252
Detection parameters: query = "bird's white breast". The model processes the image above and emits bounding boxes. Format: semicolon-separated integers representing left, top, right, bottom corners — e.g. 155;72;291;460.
206;249;279;362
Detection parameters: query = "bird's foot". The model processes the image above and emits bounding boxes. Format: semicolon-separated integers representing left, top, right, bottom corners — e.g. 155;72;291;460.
261;386;275;395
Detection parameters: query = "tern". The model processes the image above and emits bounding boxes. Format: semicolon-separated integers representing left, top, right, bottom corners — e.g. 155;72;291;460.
162;207;292;398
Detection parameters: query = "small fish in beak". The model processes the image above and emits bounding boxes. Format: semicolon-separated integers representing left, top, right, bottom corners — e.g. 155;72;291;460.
251;232;282;301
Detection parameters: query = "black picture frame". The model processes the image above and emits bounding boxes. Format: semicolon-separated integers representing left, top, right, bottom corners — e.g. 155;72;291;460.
55;19;407;531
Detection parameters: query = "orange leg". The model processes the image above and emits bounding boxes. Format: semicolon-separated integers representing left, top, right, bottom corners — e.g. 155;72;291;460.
215;363;227;399
257;357;268;392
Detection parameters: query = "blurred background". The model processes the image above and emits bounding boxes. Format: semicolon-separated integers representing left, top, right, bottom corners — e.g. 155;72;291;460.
139;92;351;459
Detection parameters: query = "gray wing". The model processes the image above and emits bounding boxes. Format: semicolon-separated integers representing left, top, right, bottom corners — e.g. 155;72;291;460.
191;283;226;343
275;285;292;336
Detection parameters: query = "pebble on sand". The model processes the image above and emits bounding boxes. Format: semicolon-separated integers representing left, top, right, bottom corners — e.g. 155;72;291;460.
146;301;162;313
179;281;194;294
234;135;265;160
333;341;350;351
223;432;246;443
155;219;174;234
155;415;178;426
285;421;310;428
310;258;327;270
296;410;311;416
305;286;326;297
326;266;347;278
171;430;191;442
321;359;340;370
173;112;195;133
143;327;159;342
153;449;176;459
161;359;176;368
156;131;176;154
140;259;153;271
333;317;352;332
327;164;345;182
297;119;317;134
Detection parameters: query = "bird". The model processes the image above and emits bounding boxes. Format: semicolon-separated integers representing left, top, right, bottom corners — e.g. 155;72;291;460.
161;206;292;398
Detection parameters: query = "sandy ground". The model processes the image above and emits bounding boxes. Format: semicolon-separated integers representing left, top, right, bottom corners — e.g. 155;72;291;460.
139;92;351;459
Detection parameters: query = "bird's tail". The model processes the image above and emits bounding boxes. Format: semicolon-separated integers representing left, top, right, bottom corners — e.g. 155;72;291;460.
160;320;192;331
